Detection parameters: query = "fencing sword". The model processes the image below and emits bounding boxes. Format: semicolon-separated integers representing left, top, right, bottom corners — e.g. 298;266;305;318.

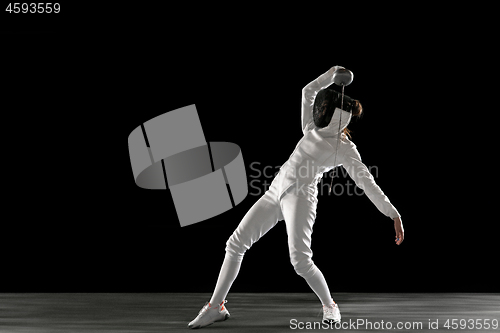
329;68;354;194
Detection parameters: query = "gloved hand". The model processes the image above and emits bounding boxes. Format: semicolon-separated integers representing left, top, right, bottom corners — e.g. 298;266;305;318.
328;66;345;75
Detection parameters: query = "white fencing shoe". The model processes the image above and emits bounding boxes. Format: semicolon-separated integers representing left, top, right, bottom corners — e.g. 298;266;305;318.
188;300;230;329
322;302;341;323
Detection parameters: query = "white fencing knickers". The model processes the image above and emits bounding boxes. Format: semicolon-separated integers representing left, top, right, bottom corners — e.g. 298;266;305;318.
213;175;334;306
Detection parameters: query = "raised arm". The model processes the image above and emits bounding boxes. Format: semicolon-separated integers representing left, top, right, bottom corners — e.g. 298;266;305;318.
341;144;401;220
301;66;344;134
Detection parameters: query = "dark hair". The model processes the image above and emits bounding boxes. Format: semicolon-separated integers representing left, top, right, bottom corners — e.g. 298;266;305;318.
313;89;363;138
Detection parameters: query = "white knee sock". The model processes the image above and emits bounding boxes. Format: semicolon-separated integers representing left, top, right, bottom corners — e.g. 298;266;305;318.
209;253;242;305
209;254;332;306
303;268;334;306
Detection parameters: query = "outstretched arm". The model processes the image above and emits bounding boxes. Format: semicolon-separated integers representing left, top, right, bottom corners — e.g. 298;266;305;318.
343;146;404;245
301;66;344;134
342;145;401;221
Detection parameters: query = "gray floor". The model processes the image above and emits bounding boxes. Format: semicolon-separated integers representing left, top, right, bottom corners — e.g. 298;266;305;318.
0;293;499;332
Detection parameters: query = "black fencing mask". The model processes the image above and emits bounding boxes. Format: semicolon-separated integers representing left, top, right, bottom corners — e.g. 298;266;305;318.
313;89;356;128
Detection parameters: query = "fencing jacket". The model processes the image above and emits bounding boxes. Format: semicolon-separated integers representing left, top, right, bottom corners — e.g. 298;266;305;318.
276;67;400;220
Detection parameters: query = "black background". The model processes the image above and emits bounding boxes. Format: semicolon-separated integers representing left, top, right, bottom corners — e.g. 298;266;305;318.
1;4;495;292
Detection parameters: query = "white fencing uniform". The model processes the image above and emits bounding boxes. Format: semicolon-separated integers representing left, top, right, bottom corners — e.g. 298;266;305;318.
211;67;400;307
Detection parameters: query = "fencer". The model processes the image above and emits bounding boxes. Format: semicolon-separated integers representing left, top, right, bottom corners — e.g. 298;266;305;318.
188;66;404;329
